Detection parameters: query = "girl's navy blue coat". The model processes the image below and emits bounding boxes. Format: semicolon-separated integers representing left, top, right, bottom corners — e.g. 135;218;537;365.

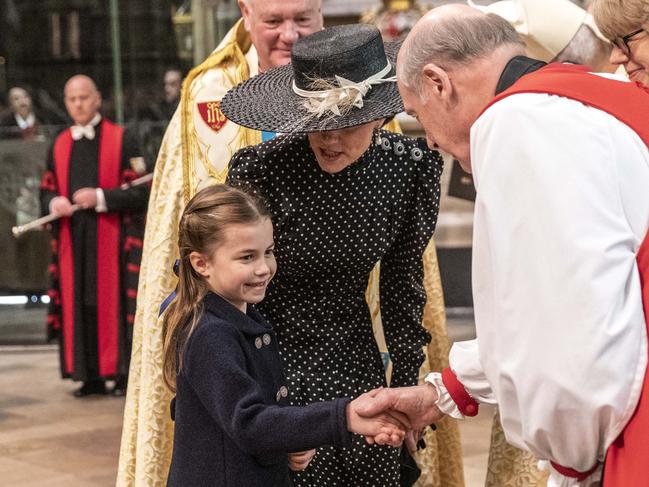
166;292;352;486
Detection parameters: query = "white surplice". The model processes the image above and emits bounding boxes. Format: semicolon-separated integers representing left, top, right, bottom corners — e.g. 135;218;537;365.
428;80;649;486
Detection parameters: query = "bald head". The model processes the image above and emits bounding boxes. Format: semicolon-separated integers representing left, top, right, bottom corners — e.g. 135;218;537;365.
398;4;524;95
64;75;102;126
64;74;98;94
396;5;525;170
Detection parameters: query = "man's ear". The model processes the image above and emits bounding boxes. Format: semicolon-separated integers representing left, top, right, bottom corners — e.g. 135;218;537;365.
238;0;252;31
189;251;210;278
421;63;453;103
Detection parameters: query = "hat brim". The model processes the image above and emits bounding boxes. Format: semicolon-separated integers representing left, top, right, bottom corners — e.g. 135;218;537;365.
220;41;403;133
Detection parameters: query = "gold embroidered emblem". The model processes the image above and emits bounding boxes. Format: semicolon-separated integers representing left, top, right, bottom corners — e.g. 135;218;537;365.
197;101;228;132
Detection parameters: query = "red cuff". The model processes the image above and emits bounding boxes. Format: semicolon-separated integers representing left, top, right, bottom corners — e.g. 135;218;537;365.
441;367;479;417
550;461;598;481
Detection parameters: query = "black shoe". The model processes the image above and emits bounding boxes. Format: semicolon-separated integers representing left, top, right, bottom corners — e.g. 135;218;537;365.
111;379;127;397
73;380;106;397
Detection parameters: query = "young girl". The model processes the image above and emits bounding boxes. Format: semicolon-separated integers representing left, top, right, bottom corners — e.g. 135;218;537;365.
162;185;406;487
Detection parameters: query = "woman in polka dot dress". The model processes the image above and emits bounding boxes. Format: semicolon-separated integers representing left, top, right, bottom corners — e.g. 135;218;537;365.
221;24;443;486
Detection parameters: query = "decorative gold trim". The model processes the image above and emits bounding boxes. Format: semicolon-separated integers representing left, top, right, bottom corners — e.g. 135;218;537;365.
180;19;253;203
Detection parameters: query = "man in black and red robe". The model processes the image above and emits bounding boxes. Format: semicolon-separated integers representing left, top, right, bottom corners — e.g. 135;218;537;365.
40;75;149;397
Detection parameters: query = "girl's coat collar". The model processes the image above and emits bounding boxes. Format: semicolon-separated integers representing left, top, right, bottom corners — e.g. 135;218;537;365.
203;292;272;335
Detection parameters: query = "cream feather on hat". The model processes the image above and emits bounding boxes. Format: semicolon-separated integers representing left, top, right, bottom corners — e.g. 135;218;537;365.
468;0;606;62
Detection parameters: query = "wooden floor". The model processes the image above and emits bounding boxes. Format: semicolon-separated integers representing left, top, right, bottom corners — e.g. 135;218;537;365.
0;346;495;486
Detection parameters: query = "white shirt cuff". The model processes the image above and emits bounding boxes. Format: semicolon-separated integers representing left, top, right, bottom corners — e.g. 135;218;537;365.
424;372;465;420
95;188;107;213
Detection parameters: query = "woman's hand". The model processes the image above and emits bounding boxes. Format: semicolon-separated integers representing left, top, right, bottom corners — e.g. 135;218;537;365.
405;428;424;454
288;449;316;471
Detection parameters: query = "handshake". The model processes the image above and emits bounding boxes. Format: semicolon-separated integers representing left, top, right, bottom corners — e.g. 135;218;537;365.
288;383;444;472
346;383;444;452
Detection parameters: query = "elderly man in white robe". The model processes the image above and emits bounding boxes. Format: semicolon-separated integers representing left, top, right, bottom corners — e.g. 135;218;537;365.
360;4;649;487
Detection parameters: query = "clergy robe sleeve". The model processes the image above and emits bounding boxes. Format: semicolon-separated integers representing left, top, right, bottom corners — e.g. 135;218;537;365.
40;142;59;216
183;320;352;457
380;141;442;387
425;339;497;419
460;92;649;473
103;129;150;212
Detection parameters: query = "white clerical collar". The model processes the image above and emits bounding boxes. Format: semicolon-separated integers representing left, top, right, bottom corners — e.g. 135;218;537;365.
15;113;35;130
71;113;102;141
89;113;102;127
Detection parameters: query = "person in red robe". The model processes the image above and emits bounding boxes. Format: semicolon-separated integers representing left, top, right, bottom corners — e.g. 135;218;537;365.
40;75;149;397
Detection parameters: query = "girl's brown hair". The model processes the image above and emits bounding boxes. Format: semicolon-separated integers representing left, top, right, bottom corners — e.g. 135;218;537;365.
162;184;270;392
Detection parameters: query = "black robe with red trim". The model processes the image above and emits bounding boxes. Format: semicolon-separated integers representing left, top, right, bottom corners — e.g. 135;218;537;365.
39;119;150;381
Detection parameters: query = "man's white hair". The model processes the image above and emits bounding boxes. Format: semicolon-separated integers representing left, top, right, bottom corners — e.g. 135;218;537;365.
398;12;524;97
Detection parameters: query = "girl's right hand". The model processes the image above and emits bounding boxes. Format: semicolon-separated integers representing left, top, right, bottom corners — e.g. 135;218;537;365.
346;391;410;447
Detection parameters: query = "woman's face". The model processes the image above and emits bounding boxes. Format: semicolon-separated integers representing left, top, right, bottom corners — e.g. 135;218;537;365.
610;29;649;86
307;120;383;174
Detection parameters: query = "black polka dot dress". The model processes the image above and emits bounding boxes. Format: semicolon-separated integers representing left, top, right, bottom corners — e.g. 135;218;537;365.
227;130;443;486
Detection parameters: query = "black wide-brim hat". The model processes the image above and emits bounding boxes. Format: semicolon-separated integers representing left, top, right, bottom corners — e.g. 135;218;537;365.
220;24;403;133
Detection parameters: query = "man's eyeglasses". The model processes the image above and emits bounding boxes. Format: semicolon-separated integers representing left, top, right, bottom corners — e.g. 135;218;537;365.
614;28;645;56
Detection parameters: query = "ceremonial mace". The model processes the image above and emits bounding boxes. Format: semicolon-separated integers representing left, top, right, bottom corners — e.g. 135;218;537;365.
12;173;154;238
